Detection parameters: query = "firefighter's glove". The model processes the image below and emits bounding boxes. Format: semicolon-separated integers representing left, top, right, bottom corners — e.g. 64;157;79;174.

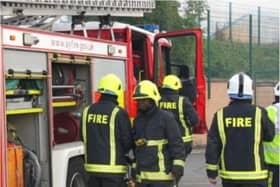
127;180;136;187
125;155;135;164
185;143;193;156
208;177;217;185
130;163;136;180
171;165;184;182
135;138;146;146
206;168;218;179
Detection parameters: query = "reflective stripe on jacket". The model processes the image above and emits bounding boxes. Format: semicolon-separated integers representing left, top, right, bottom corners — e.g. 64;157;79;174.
159;89;198;143
206;100;275;183
81;96;133;174
264;103;280;165
133;106;185;183
216;108;267;180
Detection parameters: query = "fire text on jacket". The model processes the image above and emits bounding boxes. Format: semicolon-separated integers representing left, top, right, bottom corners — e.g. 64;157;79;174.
159;101;177;109
87;114;109;124
225;117;252;127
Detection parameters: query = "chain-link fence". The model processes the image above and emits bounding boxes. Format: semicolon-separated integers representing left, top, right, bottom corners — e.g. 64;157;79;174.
205;1;279;105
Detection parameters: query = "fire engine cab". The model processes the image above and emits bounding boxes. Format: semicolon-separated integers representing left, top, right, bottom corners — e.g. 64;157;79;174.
0;1;206;187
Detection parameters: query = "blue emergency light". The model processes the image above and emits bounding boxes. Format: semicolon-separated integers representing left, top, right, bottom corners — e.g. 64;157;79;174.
136;24;160;33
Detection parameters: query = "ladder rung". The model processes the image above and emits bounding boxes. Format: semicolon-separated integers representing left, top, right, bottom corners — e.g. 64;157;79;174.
52;95;74;99
52;85;75;89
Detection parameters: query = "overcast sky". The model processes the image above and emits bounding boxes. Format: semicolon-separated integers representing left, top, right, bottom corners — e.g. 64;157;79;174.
179;0;279;17
207;0;280;10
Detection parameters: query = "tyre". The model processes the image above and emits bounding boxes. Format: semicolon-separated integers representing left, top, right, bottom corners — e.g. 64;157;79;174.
66;157;88;187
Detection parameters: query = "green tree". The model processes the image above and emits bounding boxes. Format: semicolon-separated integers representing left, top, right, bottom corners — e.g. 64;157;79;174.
182;0;208;28
117;1;183;31
170;0;208;70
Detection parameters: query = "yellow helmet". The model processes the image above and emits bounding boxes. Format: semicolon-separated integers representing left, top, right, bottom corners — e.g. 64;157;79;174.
98;73;122;96
133;80;161;104
162;74;182;90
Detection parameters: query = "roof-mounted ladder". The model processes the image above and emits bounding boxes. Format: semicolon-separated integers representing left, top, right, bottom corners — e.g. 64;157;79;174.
0;0;156;17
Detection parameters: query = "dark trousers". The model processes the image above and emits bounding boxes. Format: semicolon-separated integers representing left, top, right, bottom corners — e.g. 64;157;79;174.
222;181;266;187
267;164;279;187
88;175;125;187
184;142;193;157
136;181;173;187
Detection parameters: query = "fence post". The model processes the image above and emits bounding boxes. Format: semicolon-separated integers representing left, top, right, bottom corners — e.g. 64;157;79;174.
249;14;253;77
229;2;232;41
207;9;211;99
258;6;261;45
253;76;256;104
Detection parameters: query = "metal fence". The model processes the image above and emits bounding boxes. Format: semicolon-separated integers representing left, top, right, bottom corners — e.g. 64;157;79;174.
205;1;279;103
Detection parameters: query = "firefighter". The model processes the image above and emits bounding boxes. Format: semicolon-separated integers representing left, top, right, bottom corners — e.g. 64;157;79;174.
263;81;279;187
205;72;275;187
178;65;196;103
159;74;198;158
132;80;185;187
81;73;133;187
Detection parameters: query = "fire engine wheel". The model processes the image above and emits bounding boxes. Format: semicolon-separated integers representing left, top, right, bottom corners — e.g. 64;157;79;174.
66;157;88;187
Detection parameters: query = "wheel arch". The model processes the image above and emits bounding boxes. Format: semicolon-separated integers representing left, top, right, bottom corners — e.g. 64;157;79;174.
51;141;84;187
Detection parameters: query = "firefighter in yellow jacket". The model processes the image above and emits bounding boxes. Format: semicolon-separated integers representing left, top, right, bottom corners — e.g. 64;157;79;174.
263;81;279;187
132;80;185;187
81;73;133;187
205;72;275;187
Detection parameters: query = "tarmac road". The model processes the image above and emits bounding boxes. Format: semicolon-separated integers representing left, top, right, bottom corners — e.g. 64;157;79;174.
179;148;222;187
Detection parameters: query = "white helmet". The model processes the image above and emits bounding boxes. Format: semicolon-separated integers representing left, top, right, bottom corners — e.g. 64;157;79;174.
227;72;253;99
274;81;280;96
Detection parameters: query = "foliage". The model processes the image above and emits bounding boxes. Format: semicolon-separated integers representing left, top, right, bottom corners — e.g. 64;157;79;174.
116;1;191;68
116;1;183;31
181;0;209;28
203;39;279;80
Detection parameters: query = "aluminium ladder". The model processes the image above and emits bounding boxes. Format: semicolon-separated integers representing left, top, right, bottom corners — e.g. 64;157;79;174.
0;0;156;17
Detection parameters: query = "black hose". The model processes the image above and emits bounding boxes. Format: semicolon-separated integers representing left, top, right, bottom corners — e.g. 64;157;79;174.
15;135;41;187
7;125;42;187
23;148;42;187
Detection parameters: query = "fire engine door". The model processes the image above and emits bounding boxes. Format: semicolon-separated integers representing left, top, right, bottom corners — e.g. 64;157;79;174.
153;29;207;134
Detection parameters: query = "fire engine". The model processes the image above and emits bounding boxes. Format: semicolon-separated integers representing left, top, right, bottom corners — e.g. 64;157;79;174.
0;0;206;187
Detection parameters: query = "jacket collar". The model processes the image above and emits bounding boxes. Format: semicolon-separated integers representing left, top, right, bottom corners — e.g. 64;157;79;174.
138;103;158;117
229;99;252;105
160;88;178;95
100;94;118;105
